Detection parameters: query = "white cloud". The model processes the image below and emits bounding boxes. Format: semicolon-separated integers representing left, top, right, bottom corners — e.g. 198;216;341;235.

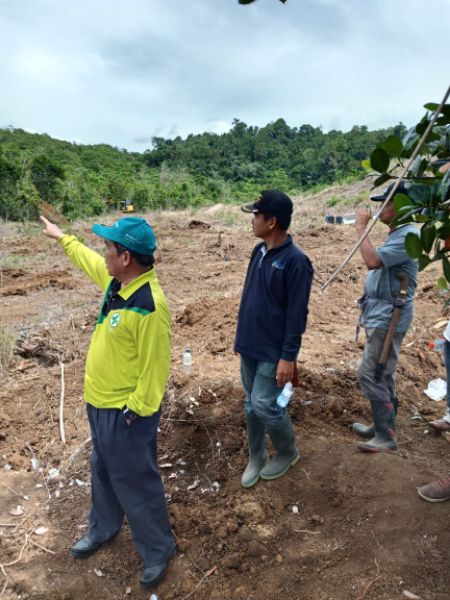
0;0;449;150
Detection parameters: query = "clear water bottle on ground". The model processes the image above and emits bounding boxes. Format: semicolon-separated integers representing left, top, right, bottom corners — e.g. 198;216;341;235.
182;347;193;374
277;382;294;408
428;339;445;352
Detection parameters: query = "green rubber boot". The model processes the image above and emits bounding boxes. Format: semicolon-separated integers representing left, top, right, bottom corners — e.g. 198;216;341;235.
260;414;299;480
357;401;398;453
241;415;268;488
352;422;375;438
353;397;398;440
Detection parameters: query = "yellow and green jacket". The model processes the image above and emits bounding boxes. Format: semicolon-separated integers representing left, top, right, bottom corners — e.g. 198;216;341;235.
59;235;171;416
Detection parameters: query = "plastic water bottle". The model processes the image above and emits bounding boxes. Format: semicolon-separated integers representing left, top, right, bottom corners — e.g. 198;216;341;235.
277;382;294;408
428;339;445;352
182;347;192;374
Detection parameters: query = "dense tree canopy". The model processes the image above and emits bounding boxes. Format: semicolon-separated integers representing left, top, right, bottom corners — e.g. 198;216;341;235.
0;120;399;221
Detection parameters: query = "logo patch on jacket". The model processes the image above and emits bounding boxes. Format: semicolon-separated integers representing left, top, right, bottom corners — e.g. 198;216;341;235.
110;313;121;327
271;260;285;270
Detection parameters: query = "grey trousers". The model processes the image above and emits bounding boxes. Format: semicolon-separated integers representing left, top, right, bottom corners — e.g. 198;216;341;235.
358;328;406;404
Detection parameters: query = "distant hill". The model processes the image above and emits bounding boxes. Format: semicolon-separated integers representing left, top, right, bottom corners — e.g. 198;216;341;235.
0;120;404;221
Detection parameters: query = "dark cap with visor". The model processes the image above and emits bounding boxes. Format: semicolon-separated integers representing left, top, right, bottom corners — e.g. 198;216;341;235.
241;189;293;220
370;181;410;202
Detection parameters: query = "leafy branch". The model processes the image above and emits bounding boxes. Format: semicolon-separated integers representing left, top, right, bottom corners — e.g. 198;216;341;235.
364;85;450;286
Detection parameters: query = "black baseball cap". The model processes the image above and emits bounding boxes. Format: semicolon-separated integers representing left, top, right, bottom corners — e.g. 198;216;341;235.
370;181;410;202
241;189;293;219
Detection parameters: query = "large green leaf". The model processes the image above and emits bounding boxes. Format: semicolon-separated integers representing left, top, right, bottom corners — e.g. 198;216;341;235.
438;222;450;239
440;177;450;201
443;256;450;283
401;128;420;156
436;114;450;126
410;157;429;178
418;255;431;271
393;193;413;214
424;130;441;142
407;183;432;205
383;135;403;157
372;173;391;188
405;232;423;258
438;276;448;290
424;103;450;119
416;119;431;136
424;103;440;111
421;224;437;253
370;148;390;173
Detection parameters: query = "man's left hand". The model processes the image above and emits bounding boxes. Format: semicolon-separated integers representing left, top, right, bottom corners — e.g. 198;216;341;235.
276;359;295;386
355;208;371;231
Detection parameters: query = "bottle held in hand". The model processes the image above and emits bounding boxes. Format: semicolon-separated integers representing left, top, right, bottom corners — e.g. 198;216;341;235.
277;382;294;408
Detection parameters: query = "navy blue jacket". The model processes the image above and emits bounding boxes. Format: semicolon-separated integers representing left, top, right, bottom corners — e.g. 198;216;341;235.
235;236;313;363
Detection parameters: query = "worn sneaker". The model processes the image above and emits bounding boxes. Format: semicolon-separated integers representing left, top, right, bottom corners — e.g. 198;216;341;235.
418;475;450;502
428;418;450;432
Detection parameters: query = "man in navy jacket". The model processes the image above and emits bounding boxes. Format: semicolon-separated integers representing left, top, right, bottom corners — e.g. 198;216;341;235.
235;190;313;487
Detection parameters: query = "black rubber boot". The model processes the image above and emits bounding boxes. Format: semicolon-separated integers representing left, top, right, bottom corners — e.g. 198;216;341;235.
241;415;268;488
260;413;299;480
357;400;398;453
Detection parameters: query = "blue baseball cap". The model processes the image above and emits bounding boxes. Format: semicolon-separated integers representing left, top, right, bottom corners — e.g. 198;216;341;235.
92;217;157;256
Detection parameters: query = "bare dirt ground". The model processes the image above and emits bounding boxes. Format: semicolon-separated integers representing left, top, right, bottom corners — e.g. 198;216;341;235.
1;181;450;600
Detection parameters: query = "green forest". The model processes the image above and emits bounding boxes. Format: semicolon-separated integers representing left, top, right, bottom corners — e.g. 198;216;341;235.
0;119;404;221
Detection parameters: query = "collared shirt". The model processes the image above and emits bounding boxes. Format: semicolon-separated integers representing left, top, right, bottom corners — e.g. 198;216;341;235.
59;235;171;416
362;224;419;332
234;235;313;363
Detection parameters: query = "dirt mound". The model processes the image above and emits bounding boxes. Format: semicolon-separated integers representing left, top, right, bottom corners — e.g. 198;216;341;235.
176;296;239;355
0;268;76;297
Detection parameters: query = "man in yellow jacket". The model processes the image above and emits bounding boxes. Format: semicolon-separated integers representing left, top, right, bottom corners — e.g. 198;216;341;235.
41;215;174;588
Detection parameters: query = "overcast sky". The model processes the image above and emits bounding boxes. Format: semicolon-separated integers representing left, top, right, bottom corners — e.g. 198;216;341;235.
1;0;449;151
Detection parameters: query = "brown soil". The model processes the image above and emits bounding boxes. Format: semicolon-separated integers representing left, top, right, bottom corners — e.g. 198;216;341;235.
1;187;450;600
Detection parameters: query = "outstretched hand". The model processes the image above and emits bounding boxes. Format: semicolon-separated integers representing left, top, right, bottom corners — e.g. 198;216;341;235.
40;215;64;240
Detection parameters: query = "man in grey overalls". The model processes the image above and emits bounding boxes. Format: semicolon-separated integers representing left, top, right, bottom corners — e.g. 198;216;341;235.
352;183;418;452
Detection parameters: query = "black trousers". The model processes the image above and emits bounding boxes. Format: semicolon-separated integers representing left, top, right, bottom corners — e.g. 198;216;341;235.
86;404;175;567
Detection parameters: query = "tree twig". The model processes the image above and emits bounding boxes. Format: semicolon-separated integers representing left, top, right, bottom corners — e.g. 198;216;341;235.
321;83;450;292
294;529;321;535
28;538;55;555
356;573;383;600
180;565;217;600
0;533;29;572
59;361;66;444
